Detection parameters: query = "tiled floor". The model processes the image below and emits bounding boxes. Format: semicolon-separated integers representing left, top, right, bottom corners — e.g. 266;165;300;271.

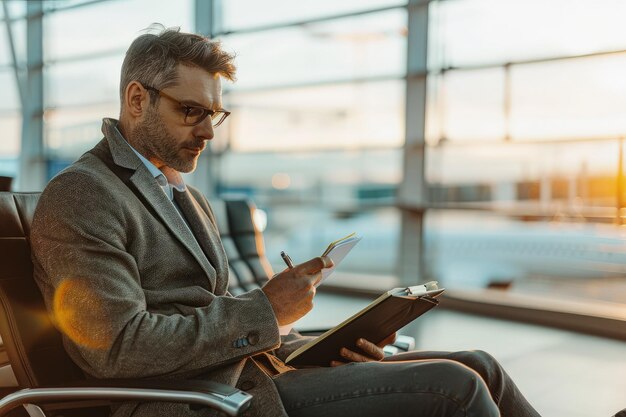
297;292;626;417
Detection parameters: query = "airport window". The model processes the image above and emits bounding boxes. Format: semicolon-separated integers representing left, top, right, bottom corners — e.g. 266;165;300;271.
0;1;23;180
44;55;123;109
429;0;626;68
43;0;193;61
0;69;20;178
509;55;626;140
427;68;506;143
0;28;11;67
4;0;626;304
222;9;407;90
39;0;193;175
223;80;405;152
220;0;407;32
215;7;406;275
425;0;626;303
2;0;26;19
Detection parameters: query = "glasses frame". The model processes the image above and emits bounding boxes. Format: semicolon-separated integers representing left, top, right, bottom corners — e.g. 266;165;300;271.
143;85;230;127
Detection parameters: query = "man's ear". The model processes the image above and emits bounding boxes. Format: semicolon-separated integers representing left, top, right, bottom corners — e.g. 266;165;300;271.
123;81;150;118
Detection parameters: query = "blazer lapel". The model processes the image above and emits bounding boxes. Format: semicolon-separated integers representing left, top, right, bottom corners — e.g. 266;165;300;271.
101;118;217;290
173;189;225;291
130;170;218;289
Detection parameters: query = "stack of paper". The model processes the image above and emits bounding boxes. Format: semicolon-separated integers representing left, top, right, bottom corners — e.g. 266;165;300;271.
318;233;361;286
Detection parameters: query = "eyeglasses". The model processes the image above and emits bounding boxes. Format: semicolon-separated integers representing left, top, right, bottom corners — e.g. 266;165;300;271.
143;85;230;127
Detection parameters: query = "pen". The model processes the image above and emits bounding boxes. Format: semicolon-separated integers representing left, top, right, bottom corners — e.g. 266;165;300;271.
280;251;294;269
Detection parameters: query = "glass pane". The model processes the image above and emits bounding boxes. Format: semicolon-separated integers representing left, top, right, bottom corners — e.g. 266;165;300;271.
510;54;626;141
44;103;118;159
435;68;505;142
220;0;406;31
0;70;19;110
222;80;405;151
0;113;21;157
430;0;626;69
222;9;407;89
0;18;33;69
43;0;106;12
44;0;193;60
424;210;626;303
4;0;27;19
426;140;621;209
44;54;123;108
0;19;11;66
218;148;402;277
10;18;26;67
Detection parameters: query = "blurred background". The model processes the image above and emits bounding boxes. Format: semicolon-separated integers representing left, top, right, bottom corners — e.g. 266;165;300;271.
2;1;626;414
4;0;626;302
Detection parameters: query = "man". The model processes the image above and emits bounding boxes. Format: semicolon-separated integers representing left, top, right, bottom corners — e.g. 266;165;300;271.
31;27;540;417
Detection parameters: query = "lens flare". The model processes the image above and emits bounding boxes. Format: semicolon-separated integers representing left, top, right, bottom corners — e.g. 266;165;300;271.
52;278;111;350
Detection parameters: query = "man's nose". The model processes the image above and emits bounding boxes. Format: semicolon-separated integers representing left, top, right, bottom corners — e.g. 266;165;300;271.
193;116;215;141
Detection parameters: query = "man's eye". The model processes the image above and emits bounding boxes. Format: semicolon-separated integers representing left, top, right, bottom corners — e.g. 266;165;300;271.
186;107;205;118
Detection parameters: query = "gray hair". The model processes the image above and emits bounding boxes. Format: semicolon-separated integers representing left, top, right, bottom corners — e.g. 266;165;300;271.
119;24;236;105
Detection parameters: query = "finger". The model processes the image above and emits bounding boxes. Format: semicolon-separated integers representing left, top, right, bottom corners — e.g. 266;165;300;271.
330;360;346;367
311;271;323;287
298;256;334;274
271;267;296;280
356;339;385;361
274;266;315;287
340;347;375;363
320;255;334;269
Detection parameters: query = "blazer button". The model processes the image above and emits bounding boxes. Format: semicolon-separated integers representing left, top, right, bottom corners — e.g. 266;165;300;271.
247;331;260;346
240;380;255;391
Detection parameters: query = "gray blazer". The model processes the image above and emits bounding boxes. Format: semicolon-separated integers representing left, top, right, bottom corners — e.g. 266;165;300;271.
31;119;309;417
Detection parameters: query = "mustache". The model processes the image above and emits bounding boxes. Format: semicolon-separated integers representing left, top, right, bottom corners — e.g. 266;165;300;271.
183;141;207;151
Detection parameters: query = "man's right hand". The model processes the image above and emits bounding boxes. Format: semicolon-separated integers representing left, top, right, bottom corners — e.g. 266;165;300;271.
262;256;334;326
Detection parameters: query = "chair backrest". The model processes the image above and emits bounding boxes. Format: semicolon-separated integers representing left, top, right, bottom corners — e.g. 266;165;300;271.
0;192;272;389
0;192;84;388
0;177;12;192
209;198;272;295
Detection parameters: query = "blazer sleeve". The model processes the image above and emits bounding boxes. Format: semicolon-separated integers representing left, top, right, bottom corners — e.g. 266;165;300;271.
30;170;281;379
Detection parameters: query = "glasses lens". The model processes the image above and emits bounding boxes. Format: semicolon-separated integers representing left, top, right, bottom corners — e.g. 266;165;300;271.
184;108;229;127
185;107;206;125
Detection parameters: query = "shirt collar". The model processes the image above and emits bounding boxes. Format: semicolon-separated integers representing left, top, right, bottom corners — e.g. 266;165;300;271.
113;123;186;201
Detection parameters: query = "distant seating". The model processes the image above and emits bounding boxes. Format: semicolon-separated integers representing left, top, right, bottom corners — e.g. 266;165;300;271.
0;177;12;192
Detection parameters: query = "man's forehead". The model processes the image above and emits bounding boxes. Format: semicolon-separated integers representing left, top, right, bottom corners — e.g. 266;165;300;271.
175;65;222;89
172;65;222;106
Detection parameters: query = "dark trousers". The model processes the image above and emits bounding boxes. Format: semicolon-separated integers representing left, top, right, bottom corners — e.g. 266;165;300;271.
274;350;541;417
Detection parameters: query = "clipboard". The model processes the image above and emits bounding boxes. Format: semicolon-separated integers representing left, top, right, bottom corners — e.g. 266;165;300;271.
286;284;444;367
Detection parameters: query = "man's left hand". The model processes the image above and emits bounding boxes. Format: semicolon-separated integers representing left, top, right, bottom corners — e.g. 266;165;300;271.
331;333;397;366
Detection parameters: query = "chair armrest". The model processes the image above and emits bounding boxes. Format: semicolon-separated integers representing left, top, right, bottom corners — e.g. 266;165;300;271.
0;379;252;417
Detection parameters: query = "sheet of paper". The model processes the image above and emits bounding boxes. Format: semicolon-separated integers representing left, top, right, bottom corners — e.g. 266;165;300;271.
318;236;362;286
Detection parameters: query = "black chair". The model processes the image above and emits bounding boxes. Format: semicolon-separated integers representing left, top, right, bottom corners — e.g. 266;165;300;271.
0;177;12;192
207;198;273;295
0;192;252;417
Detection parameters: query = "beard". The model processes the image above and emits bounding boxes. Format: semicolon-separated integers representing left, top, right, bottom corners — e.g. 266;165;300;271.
129;108;204;173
